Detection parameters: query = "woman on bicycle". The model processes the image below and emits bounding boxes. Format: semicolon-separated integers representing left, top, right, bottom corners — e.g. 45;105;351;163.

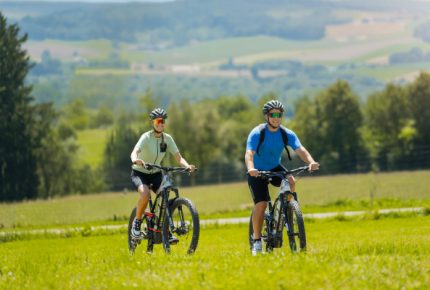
245;100;319;255
130;108;196;240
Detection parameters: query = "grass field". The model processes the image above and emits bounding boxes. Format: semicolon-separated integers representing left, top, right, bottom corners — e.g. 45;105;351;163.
121;36;333;66
1;170;430;230
76;128;110;168
349;62;430;82
1;216;429;289
24;39;112;62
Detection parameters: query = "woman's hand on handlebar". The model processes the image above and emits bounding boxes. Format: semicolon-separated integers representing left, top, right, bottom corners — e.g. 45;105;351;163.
133;159;145;167
186;164;197;172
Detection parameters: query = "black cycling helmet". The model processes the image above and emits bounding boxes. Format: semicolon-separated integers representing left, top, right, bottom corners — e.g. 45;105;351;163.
262;100;284;114
149;108;168;120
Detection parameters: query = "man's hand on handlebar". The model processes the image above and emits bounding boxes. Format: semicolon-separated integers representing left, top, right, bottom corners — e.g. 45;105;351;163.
247;168;259;177
308;162;320;172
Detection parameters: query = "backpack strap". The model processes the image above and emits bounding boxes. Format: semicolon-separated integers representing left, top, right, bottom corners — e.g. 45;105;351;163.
256;124;266;155
279;125;292;161
256;124;292;160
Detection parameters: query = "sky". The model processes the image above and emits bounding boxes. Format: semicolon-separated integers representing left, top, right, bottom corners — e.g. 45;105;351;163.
1;0;175;2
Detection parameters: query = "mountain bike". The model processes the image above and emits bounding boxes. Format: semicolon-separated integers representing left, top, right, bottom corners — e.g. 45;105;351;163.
128;164;199;255
248;165;310;253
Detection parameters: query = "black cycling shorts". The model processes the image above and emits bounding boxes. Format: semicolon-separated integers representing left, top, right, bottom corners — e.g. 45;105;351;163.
248;164;286;204
130;169;162;192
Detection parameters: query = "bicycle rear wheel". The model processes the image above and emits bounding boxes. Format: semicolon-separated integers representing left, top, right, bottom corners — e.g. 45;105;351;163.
248;210;274;253
162;197;200;255
286;200;306;252
128;207;153;254
127;207;139;254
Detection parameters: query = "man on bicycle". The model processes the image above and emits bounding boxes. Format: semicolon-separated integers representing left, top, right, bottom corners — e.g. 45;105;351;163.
130;108;196;241
245;100;319;255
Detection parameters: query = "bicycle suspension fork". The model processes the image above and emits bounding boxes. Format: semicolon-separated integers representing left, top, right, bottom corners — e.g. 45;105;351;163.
164;187;180;231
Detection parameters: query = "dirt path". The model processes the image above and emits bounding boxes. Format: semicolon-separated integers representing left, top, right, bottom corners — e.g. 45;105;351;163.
0;207;424;238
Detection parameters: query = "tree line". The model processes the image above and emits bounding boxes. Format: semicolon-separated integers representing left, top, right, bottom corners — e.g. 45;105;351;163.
2;13;430;201
103;76;430;189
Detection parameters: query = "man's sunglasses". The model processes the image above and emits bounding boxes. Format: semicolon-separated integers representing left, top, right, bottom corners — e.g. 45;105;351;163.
153;118;165;125
268;112;283;118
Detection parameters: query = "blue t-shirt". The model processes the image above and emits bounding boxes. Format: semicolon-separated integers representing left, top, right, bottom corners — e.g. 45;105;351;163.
246;124;302;170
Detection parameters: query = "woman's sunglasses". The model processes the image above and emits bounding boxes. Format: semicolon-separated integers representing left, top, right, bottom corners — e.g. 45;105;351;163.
153;118;165;125
268;112;283;118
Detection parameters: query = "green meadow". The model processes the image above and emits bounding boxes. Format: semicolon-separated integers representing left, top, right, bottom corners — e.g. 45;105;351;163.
1;216;429;289
1;170;430;230
76;128;110;168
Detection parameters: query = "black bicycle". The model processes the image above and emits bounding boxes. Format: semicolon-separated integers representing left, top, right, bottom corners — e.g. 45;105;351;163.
248;165;310;253
128;164;200;255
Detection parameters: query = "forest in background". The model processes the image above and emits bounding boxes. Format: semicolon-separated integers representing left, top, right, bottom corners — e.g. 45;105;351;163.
2;0;430;201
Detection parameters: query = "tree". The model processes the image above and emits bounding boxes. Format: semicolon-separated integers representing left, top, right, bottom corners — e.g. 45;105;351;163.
138;88;158;130
90;105;114;129
407;72;430;147
292;80;366;173
62;99;90;130
290;96;320;157
102;115;139;190
215;95;259;164
364;83;414;170
0;13;39;201
315;80;366;172
0;14;101;201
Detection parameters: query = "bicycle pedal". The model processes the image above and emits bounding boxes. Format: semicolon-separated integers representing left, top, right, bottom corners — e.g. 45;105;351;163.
131;235;145;243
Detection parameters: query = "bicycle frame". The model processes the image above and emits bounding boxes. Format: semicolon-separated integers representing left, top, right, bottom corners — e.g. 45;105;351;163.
256;166;309;250
128;163;199;254
142;166;187;243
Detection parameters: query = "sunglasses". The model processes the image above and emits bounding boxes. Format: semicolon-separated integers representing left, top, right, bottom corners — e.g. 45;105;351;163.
268;112;283;118
153;118;165;125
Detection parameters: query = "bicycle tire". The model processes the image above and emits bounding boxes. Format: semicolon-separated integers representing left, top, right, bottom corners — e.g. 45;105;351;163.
127;207;138;254
286;200;306;252
162;197;200;255
128;207;153;254
272;197;284;248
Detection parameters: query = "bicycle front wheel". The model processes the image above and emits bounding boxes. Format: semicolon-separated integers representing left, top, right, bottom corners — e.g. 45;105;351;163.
286;200;306;252
162;197;200;255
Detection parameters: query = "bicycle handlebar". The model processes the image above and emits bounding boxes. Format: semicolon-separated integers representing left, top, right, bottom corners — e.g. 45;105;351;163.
251;165;310;179
144;163;197;173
